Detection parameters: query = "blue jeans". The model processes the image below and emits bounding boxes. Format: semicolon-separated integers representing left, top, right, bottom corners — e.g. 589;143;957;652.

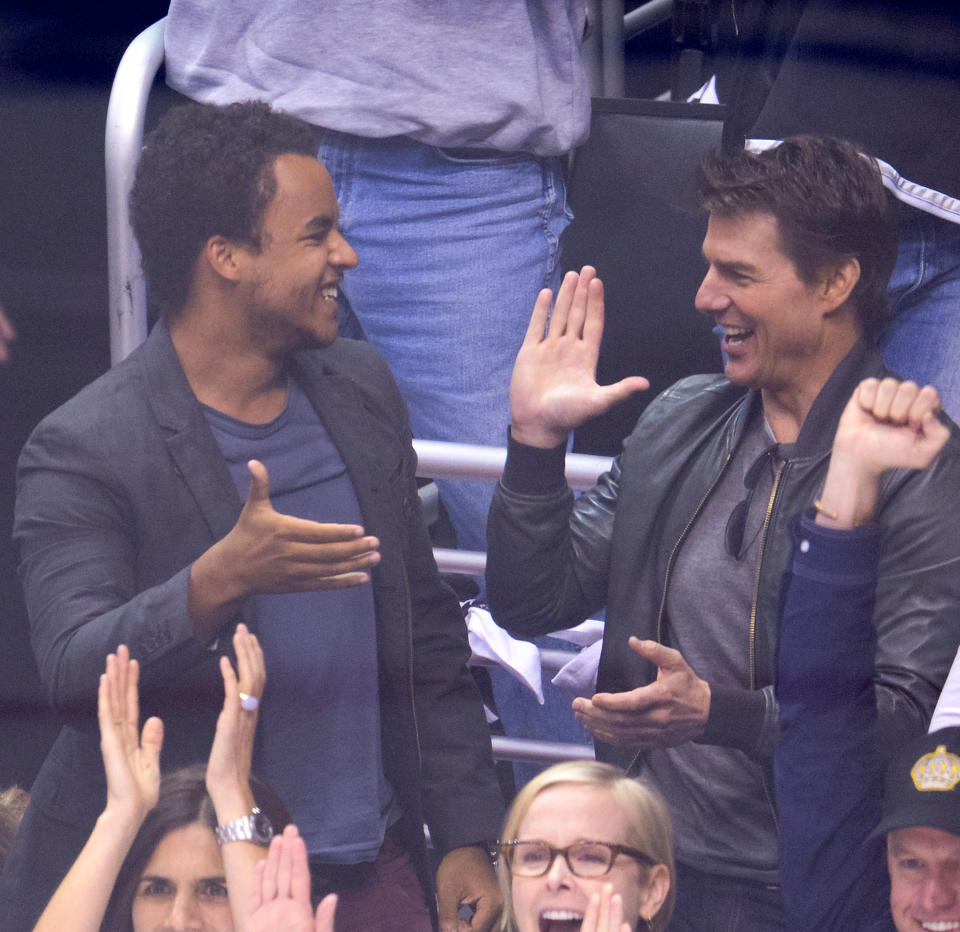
315;130;572;556
668;862;785;932
881;208;960;421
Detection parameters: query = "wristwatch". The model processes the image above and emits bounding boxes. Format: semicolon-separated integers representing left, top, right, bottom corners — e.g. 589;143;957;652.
215;807;274;847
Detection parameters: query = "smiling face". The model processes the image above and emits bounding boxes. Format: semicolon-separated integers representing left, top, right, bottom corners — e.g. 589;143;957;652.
510;784;667;932
235;153;358;355
131;821;234;932
888;826;960;932
695;211;857;403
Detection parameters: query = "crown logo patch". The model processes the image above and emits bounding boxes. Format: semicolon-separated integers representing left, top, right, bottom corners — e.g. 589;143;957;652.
910;745;960;792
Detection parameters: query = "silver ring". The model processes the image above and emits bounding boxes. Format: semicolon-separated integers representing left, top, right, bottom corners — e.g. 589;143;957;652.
239;692;259;712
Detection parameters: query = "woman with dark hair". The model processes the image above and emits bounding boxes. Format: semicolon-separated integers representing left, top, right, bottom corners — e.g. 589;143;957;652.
32;625;337;932
101;764;287;931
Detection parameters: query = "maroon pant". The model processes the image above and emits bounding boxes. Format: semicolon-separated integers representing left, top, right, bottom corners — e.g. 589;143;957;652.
310;828;434;932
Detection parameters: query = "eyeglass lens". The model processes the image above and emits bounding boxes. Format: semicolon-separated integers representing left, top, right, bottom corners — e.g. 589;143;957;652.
509;841;617;877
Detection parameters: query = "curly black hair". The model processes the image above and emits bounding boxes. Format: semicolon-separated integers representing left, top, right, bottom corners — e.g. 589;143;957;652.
699;135;897;341
130;100;318;319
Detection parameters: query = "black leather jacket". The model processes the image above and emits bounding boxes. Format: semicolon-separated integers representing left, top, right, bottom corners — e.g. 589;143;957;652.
487;342;960;768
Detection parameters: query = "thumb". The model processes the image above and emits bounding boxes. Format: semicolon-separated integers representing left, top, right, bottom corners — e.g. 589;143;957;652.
628;637;681;674
245;459;272;507
602;376;650;408
314;893;338;932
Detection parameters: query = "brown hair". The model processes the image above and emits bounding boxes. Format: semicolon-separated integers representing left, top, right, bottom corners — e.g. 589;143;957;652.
699;135;897;340
101;764;287;931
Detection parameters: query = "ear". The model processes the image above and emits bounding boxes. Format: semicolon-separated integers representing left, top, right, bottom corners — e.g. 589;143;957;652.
638;863;671;922
202;235;246;283
820;256;861;313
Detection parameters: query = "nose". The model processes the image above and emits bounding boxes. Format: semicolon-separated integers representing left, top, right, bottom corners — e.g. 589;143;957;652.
544;851;574;891
694;266;730;316
163;891;203;930
330;229;359;270
919;869;959;912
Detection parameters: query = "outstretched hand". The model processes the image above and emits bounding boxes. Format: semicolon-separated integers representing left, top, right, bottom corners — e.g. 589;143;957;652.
223;460;381;595
98;645;164;822
819;378;950;528
189;460;381;641
509;267;649;449
573;638;709;749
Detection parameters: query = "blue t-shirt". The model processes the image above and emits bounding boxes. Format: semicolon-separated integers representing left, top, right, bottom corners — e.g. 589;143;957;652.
204;378;400;863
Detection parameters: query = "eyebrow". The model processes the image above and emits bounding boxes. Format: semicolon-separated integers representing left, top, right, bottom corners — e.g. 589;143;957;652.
302;216;335;237
137;874;228;885
707;257;760;278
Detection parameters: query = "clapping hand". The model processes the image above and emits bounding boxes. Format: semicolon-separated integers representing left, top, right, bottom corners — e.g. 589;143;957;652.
247;825;337;932
581;884;632;932
98;645;164;823
205;623;265;809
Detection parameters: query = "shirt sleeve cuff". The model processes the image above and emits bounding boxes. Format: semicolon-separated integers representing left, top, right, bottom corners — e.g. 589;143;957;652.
790;510;882;586
698;684;768;754
500;428;568;495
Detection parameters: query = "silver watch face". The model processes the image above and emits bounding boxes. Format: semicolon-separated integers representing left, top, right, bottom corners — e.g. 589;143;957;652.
251;809;274;845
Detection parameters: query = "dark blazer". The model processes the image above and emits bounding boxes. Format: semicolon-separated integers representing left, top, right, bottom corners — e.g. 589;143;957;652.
1;323;503;929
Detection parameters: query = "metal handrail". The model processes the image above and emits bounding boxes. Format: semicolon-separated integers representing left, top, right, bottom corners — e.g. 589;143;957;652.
105;17;164;364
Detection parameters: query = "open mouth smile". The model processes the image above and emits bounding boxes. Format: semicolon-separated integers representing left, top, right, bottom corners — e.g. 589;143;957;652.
539;910;585;932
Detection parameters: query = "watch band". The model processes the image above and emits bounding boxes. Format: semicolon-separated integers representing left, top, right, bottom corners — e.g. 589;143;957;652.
215;806;274;846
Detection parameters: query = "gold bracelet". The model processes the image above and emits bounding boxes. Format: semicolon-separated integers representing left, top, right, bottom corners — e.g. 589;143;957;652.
813;498;839;520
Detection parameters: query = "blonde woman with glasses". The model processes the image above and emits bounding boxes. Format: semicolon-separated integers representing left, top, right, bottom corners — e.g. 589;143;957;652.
498;762;674;932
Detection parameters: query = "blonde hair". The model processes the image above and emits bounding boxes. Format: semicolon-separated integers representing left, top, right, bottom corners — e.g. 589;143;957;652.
498;761;675;932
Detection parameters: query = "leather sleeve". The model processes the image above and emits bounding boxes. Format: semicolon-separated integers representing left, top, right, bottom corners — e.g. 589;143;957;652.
486;431;619;638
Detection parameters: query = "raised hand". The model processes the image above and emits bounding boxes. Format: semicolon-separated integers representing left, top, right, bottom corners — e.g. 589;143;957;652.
205;623;265;813
572;638;709;749
33;649;165;932
509;267;649;449
246;825;337;932
98;645;164;821
818;378;950;529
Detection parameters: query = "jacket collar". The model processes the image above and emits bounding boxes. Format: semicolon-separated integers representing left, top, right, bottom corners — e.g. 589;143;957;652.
793;340;886;458
137;323;384;539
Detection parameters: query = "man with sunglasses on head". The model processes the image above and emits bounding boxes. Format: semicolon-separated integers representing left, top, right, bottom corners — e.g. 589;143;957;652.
486;135;960;931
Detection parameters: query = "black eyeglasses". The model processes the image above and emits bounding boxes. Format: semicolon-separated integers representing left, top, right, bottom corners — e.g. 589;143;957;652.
500;839;654;878
724;444;779;560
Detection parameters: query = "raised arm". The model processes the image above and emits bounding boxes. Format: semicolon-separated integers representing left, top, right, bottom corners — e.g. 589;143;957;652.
814;378;949;530
776;377;950;932
204;624;270;932
33;646;163;932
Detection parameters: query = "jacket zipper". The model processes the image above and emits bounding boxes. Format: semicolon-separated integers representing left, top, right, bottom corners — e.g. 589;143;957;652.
748;460;786;690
